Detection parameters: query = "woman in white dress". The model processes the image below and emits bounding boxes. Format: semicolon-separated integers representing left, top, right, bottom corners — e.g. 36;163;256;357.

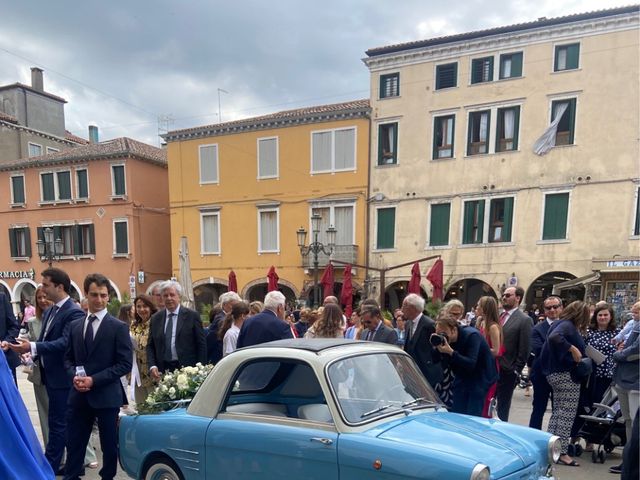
219;301;250;357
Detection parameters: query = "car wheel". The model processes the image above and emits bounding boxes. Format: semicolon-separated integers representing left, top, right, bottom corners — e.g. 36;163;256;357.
145;458;184;480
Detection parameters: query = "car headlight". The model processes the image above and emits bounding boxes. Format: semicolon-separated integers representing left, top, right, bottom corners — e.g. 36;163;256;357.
548;435;561;464
470;464;490;480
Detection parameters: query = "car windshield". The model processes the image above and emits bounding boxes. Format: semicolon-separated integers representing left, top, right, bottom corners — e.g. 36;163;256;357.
326;352;440;424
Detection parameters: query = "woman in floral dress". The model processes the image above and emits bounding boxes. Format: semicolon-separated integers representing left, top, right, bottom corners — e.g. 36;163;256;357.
131;294;157;405
586;304;619;405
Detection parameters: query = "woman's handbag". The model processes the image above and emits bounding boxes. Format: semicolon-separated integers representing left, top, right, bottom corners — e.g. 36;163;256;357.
570;357;593;383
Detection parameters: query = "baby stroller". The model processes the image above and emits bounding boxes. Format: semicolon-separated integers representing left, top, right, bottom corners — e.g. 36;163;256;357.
570;385;626;463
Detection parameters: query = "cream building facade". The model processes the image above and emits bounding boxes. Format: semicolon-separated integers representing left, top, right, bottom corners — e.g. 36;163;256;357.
363;6;639;315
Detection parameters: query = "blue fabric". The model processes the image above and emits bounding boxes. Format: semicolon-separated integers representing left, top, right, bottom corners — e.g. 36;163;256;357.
0;349;54;479
538;319;586;376
448;326;498;392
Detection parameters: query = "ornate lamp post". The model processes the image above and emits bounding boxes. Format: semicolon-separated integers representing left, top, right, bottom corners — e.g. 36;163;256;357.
36;227;63;267
296;213;336;308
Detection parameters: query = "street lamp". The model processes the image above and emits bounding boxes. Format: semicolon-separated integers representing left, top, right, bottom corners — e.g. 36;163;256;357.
296;213;336;308
36;227;63;267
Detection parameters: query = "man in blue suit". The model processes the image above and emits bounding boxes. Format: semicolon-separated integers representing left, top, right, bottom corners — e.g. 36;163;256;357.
528;295;562;429
63;273;132;480
0;291;20;384
9;267;85;474
237;290;292;348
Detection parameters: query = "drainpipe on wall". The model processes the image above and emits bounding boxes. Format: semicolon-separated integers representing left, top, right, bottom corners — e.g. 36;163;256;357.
364;109;372;299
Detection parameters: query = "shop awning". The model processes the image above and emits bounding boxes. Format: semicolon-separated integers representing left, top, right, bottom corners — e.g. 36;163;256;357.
552;271;601;295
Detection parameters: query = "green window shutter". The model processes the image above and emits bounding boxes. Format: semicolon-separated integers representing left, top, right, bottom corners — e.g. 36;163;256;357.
463;201;484;244
543;193;569;240
9;229;17;257
73;225;81;255
436;63;457;89
42;173;54;201
11;176;25;203
432;118;440;160
567;43;580;69
513;106;520;150
24;228;31;257
57;171;71;200
634;188;640;236
113;166;126;196
568;99;576;144
115;222;128;254
508;52;523;78
376;208;395;249
430;203;450;246
503;197;514;242
89;224;96;254
77;170;88;198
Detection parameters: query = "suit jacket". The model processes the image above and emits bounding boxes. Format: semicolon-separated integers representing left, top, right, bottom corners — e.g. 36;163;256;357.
236;309;292;348
206;310;226;364
0;293;20;369
499;308;532;373
529;320;551;379
65;313;132;409
404;314;443;387
365;323;398;345
448;326;498;390
147;306;207;372
36;298;85;389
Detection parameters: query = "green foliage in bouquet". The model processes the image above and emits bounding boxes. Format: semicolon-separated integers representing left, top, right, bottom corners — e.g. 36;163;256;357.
138;362;214;414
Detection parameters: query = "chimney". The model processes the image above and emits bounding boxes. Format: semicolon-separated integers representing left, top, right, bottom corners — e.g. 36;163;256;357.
31;67;44;92
88;125;99;144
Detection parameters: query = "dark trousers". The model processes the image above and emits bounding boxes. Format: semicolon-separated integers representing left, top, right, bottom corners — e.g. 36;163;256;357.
452;383;486;417
496;369;518;421
64;395;119;480
529;373;552;429
44;385;69;472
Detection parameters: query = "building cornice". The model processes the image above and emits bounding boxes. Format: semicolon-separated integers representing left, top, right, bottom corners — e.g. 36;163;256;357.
0;120;80;147
163;102;370;142
364;11;639;71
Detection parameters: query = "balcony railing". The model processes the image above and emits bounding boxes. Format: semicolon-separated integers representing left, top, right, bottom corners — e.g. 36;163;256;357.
302;244;358;269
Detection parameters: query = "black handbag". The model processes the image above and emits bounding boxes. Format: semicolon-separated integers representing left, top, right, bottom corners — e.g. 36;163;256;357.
570;357;593;383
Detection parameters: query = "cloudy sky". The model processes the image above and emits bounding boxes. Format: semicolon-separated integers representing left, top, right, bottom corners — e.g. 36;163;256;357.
0;0;627;146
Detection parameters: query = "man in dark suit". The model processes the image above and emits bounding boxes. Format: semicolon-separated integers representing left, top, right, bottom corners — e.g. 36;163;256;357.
402;293;443;388
63;273;132;480
236;291;292;348
147;280;207;378
206;291;241;364
9;267;85;474
528;295;562;429
0;291;20;384
496;286;532;421
360;305;398;345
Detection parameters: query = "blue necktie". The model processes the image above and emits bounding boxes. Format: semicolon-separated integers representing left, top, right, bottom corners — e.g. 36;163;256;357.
84;315;97;353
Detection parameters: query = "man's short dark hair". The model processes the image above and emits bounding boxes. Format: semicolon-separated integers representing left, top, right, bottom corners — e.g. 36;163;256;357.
83;273;111;294
42;268;71;294
515;286;525;303
361;305;381;318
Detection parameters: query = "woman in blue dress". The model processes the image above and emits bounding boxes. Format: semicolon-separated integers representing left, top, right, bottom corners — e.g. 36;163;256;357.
0;342;54;479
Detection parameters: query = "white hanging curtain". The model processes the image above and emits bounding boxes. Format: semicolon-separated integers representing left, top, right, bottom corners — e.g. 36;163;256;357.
334;206;354;245
504;109;515;140
260;211;278;251
503;58;512;78
532;103;568;156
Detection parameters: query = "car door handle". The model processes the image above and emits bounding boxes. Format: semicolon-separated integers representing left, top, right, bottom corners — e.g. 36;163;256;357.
310;437;333;445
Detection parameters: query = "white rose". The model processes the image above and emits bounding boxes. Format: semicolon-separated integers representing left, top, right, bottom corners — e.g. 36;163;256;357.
176;374;189;391
168;387;176;399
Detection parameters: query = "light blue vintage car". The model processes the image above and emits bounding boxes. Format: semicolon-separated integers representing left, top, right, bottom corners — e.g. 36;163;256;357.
119;339;560;479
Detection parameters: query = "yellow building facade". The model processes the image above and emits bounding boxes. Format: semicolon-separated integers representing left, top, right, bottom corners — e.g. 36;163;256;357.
164;100;370;310
363;6;639;313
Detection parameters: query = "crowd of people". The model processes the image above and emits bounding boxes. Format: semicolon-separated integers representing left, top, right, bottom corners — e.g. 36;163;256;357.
0;266;638;479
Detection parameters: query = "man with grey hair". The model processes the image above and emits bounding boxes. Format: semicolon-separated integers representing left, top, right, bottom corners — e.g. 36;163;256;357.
237;291;292;348
147;280;206;377
402;293;442;388
207;291;242;364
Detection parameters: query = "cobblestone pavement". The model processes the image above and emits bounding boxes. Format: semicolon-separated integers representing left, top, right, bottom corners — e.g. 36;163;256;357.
18;370;620;480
